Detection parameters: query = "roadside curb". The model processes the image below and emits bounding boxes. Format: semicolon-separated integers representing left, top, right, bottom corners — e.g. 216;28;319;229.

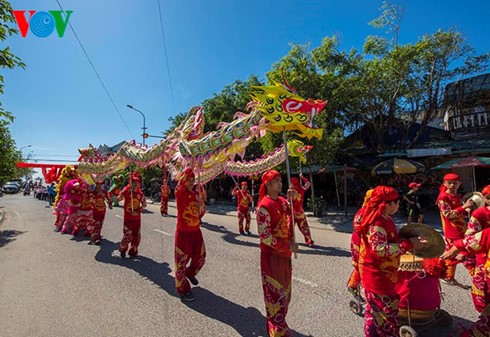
0;209;4;225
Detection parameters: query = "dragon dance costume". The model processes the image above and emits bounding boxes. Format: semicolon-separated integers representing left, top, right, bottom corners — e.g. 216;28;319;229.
453;185;490;337
89;181;112;244
357;186;413;337
256;170;293;337
53;166;77;231
347;189;373;294
160;181;170;216
460;222;490;337
73;183;94;236
436;173;475;280
174;168;206;297
232;182;253;234
60;179;82;235
290;176;313;245
118;174;146;257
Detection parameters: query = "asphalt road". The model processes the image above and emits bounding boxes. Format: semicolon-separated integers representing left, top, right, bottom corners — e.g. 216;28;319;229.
0;194;479;337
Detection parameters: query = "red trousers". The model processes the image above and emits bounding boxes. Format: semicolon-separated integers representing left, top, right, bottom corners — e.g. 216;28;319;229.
174;230;206;295
364;290;400;337
160;198;168;215
237;208;251;232
293;211;312;243
119;217;141;255
444;238;476;278
89;210;106;242
261;251;292;337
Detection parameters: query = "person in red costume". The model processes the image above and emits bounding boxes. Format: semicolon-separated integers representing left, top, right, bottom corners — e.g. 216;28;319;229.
436;173;475;287
117;173;146;258
89;179;112;245
174;168;206;302
442;185;490;337
458;198;490;336
256;170;298;337
60;179;82;234
290;174;314;246
232;181;253;235
73;182;94;236
160;179;170;216
347;188;373;299
357;185;427;337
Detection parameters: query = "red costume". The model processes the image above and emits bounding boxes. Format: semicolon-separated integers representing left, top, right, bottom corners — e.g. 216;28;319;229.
452;185;490;337
257;170;293;337
357;186;413;337
118;174;146;258
174;168;206;300
89;181;112;244
290;176;313;245
73;183;94;236
436;173;475;279
160;180;170;216
460;224;490;337
347;189;374;293
60;179;82;234
232;182;253;234
347;207;365;292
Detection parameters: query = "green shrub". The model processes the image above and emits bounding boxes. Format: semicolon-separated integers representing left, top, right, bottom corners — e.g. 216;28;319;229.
306;196;326;217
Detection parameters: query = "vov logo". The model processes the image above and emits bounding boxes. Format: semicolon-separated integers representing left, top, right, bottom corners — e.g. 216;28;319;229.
12;10;73;38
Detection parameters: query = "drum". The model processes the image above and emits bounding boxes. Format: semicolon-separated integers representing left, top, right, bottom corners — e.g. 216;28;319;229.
396;253;441;322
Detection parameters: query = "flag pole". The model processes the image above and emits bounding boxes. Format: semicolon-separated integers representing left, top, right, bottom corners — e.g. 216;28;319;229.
283;129;298;259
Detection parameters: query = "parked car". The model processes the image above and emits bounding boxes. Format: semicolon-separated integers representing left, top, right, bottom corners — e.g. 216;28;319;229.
2;182;21;194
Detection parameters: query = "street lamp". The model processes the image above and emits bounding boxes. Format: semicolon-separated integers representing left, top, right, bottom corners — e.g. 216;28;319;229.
127;104;148;146
19;145;32;159
19;145;32;152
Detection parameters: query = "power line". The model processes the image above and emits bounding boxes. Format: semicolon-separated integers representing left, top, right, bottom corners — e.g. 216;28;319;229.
30;154;79;158
26;159;79;163
55;0;135;139
157;0;177;116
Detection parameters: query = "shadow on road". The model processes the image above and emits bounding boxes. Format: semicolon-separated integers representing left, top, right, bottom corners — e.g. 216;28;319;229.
409;315;476;337
185;286;312;337
202;222;259;248
0;229;25;248
94;239;312;336
296;243;351;257
202;222;351;257
94;239;176;297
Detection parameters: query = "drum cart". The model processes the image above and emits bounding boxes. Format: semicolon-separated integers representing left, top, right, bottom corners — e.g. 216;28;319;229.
398;270;453;337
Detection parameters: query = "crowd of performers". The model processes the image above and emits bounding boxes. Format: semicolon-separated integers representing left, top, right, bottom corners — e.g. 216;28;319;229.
47;165;312;336
47;163;490;336
347;173;490;337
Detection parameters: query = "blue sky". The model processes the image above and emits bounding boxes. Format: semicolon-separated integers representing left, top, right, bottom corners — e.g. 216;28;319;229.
3;0;489;165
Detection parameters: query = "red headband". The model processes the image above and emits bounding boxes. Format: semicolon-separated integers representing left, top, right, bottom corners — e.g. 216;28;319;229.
357;186;399;234
482;185;490;196
259;170;281;202
180;168;195;184
444;173;460;181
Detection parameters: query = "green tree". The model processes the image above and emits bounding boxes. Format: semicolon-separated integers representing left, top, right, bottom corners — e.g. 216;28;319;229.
1;0;26;122
201;75;263;132
0;124;21;184
0;0;26;184
311;2;489;155
201;75;265;160
266;43;344;168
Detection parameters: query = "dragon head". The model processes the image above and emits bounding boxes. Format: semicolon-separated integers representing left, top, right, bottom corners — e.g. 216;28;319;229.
250;82;326;139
